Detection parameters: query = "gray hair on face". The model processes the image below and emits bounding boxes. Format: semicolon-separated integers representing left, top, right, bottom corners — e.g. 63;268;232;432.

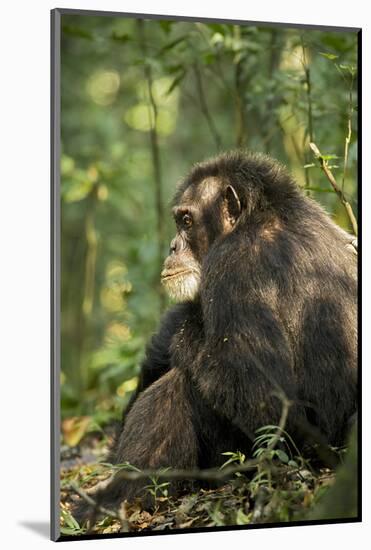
162;270;201;302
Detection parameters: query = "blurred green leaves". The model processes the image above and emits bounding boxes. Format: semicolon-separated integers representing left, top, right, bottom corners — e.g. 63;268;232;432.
61;155;100;203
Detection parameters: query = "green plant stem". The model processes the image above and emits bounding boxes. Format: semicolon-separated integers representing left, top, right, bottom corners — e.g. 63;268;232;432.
301;38;314;190
137;19;166;311
342;73;355;195
193;62;222;150
234;26;247;148
310;142;358;236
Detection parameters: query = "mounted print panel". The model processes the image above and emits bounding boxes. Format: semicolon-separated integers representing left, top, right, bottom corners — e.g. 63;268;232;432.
51;8;361;542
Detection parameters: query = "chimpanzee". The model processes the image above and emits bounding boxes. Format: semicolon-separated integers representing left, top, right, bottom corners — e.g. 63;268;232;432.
76;151;357;518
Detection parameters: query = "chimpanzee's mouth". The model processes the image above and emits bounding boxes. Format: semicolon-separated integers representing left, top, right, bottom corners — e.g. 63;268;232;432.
161;269;193;280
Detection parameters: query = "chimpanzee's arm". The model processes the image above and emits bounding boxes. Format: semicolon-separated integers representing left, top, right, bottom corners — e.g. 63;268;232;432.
190;301;297;440
124;303;190;416
187;238;299;440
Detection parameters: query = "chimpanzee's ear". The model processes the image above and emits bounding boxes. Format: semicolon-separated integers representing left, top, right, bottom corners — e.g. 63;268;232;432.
224;185;241;226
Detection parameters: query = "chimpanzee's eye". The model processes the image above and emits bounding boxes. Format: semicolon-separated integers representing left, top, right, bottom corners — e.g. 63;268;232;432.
183;213;192;228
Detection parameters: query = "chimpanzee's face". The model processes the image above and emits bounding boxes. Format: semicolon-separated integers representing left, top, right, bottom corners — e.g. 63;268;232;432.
161;178;241;302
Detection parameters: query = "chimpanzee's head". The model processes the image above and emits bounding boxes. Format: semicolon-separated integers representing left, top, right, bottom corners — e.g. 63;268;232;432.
160;151;298;302
161;175;242;302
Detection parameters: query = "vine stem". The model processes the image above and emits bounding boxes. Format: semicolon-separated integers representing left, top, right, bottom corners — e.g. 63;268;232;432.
341;72;355;195
310;142;358;236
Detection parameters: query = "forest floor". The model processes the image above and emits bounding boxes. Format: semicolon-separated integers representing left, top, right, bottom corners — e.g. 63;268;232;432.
60;427;339;536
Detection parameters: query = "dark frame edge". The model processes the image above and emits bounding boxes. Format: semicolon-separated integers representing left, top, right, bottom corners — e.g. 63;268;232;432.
356;28;362;523
57;516;361;542
55;6;361;33
51;7;61;543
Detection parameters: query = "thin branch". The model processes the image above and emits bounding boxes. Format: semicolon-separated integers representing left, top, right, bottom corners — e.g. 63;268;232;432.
112;457;260;484
70;483;118;520
266;394;292;452
342;72;355;195
137;19;166;311
193;23;231;93
77;185;98;392
263;30;284;151
301;37;314;190
342;117;352;195
310;142;358;236
68;482;130;533
301;38;314;144
82;187;98;317
193;62;223;150
234;25;247;148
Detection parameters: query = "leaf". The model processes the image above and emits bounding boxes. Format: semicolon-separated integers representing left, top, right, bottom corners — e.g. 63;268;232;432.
62;416;91;447
253;448;265;458
220;458;235;469
111;31;130;43
116;462;142;473
60;509;84;535
206;23;228;35
178;518;196;529
210;32;225;47
60;526;81;535
62;25;93;40
339;64;357;76
167;63;184;74
61;176;93;203
236;508;250;525
203;52;216;65
319;52;339;60
255;424;280;433
116;376;138;397
321;154;339;161
166;71;186;96
159;20;173;34
252;434;273;446
160;35;188;54
275;450;289;463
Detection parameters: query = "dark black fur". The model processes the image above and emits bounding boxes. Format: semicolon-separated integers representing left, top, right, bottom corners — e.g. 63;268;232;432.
74;151;357;521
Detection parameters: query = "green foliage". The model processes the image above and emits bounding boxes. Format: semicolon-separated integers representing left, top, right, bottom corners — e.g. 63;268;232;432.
252;424;301;461
63;428;355;531
144;473;171;502
220;450;246;468
60;508;85;536
60;14;358;428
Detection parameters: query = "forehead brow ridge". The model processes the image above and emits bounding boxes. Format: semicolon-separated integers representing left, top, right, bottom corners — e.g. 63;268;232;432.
172;205;198;217
181;177;221;206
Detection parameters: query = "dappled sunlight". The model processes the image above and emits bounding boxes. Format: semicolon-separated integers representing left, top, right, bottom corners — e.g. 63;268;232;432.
124;76;180;135
116;376;138;398
104;322;131;345
86;69;120;106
